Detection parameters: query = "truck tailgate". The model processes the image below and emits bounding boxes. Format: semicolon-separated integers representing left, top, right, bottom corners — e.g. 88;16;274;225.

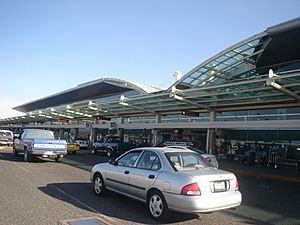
33;139;66;151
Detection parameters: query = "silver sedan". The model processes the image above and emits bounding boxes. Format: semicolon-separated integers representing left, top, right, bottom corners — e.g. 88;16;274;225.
90;147;242;221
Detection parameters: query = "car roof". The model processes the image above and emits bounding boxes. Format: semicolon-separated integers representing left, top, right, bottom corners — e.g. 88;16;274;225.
132;146;195;154
25;128;51;131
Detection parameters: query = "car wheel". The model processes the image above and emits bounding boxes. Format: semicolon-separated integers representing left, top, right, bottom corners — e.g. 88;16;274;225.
55;157;62;163
24;148;30;162
148;190;171;221
13;146;18;156
93;173;106;196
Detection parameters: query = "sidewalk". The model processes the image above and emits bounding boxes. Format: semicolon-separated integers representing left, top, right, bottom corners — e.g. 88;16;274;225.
219;160;300;183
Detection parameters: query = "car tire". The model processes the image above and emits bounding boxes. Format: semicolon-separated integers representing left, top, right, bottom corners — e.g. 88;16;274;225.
24;148;31;162
147;190;171;221
13;146;18;156
55;157;62;163
93;173;106;196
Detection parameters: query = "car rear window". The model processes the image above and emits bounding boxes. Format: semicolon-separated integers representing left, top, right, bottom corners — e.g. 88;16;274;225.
165;152;211;171
26;130;54;139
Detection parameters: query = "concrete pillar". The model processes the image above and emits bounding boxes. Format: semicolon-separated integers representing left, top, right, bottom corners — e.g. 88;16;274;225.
117;116;125;141
74;119;80;140
59;128;64;138
89;127;96;149
93;118;99;141
74;128;79;140
152;114;161;146
206;111;216;154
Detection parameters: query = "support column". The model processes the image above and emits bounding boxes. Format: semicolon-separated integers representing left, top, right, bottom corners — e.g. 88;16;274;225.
59;128;64;138
89;127;96;149
206;110;216;154
117;117;125;141
152;114;161;146
75;119;81;138
93;117;99;141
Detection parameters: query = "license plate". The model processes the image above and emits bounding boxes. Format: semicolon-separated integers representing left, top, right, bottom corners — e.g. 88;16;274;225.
214;181;226;192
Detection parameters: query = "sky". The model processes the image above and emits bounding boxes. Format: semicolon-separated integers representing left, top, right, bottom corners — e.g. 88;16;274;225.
0;0;299;118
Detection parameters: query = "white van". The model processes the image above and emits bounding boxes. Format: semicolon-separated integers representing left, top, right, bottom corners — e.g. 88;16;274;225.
0;130;13;146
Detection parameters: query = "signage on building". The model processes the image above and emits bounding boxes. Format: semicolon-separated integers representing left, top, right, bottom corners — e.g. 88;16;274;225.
95;116;111;121
181;110;199;117
110;122;116;128
85;122;91;129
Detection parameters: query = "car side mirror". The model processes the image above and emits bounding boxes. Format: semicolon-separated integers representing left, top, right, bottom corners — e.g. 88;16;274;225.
109;159;117;166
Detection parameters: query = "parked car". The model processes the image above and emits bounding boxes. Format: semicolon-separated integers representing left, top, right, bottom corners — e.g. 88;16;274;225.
91;136;136;157
91;147;242;221
0;130;13;146
62;138;80;154
157;140;218;168
76;138;89;149
166;146;219;168
13;129;67;162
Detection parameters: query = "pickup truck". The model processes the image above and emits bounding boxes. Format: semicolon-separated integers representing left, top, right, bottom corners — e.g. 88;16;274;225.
92;136;136;157
13;129;67;162
0;130;13;146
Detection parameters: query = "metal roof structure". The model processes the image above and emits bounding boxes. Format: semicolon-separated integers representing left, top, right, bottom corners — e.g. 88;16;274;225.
1;17;300;126
13;78;162;113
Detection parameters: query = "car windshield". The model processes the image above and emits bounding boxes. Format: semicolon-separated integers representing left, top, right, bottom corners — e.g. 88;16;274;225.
108;137;121;143
0;131;12;136
165;152;212;171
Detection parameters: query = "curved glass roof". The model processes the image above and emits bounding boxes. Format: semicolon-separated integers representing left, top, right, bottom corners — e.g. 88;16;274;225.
1;18;299;125
172;32;267;90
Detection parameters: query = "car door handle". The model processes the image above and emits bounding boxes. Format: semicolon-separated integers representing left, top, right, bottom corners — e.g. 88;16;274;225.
124;170;129;174
148;174;155;179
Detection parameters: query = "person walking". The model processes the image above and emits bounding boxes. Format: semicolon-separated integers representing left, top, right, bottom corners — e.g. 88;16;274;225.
259;145;268;167
249;141;258;166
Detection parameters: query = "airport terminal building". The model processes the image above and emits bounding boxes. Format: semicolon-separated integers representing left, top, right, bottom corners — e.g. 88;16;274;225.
1;17;300;153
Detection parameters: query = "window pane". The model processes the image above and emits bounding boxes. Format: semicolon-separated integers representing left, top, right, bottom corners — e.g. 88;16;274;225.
118;151;141;167
165;152;210;171
137;151;161;170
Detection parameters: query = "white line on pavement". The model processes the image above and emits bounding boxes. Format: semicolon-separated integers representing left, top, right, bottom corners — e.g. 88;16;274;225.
12;162;30;173
52;186;116;224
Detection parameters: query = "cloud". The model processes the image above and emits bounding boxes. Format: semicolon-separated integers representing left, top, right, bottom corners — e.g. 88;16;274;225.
0;99;25;119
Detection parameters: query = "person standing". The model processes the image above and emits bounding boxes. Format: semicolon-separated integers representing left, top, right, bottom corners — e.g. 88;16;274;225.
249;141;258;166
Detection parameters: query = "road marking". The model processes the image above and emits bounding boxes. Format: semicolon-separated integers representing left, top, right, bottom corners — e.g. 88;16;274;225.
12;162;30;173
52;186;116;224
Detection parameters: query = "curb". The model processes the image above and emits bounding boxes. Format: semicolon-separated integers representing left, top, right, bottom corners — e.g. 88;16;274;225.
225;168;300;183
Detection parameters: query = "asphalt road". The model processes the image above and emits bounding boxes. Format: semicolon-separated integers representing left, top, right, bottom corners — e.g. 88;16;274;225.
0;146;299;225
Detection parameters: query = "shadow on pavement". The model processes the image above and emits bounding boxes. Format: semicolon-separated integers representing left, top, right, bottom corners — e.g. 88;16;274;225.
38;182;199;224
0;149;60;164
